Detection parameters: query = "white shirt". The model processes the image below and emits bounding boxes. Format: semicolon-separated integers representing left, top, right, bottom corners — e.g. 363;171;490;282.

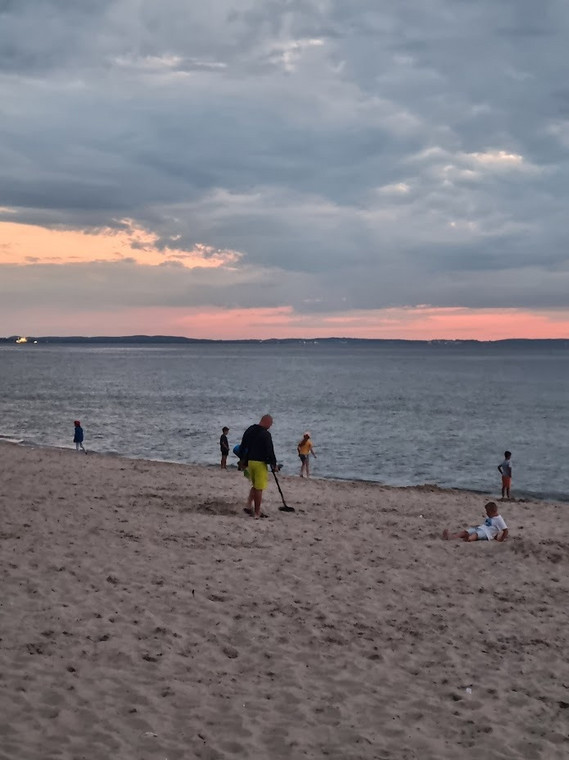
479;514;508;540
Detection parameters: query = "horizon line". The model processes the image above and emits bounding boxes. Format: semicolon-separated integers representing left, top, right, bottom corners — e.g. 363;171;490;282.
2;335;569;344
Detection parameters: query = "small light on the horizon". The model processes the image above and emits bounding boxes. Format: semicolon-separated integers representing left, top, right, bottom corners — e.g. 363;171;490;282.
16;336;28;344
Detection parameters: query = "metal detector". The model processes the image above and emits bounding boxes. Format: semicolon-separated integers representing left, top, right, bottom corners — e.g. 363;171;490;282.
272;470;295;512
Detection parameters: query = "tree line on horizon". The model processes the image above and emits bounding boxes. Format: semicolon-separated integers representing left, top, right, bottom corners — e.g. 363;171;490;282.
1;335;568;347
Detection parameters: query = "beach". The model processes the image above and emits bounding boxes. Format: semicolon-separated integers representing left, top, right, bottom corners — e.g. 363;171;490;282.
1;442;568;760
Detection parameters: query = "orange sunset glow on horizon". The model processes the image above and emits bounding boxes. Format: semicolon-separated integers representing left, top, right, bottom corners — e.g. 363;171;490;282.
1;220;569;341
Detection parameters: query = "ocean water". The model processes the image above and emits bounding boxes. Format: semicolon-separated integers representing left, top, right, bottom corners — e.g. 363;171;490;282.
1;342;568;502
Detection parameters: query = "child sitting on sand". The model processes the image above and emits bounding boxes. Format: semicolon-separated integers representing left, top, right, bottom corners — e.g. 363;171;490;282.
443;501;508;543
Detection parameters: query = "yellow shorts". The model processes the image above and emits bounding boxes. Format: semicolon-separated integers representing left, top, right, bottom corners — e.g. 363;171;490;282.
247;460;268;490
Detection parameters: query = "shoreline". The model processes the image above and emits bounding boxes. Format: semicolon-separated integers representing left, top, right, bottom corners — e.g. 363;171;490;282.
1;440;569;759
3;437;565;505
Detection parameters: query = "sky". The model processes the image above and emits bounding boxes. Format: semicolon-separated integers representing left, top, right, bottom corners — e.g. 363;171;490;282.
1;0;569;340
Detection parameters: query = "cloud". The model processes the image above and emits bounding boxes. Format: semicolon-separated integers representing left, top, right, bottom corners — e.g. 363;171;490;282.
1;0;568;336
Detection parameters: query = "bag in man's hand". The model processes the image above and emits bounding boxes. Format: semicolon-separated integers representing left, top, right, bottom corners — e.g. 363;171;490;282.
233;444;248;470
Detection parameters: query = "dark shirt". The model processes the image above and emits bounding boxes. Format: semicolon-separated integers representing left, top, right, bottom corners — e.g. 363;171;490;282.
219;434;229;454
239;424;277;468
73;426;84;443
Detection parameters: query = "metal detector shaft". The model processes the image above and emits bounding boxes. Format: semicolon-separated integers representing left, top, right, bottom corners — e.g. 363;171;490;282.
272;469;295;512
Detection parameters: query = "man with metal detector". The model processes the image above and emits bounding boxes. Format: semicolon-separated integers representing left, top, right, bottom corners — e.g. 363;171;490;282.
238;414;294;518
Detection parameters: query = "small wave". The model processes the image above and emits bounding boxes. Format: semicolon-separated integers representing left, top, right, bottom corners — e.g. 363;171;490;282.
0;435;24;445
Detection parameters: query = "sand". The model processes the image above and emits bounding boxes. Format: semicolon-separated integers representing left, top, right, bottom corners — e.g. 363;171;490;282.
1;442;568;760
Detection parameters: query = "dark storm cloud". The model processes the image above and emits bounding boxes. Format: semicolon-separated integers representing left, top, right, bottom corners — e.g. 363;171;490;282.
1;0;569;315
2;254;569;317
0;259;302;311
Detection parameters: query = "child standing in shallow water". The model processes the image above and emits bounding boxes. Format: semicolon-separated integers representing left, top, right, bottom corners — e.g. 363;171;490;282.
498;450;512;499
73;420;87;454
443;501;508;543
297;432;317;478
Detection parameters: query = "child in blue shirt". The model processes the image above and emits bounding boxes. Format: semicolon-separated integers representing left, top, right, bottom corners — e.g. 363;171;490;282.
73;420;87;454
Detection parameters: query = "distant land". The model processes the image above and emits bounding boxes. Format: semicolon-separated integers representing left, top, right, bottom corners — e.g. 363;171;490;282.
1;335;568;348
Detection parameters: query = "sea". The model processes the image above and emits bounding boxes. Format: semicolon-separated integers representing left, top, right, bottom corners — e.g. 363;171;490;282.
1;342;568;502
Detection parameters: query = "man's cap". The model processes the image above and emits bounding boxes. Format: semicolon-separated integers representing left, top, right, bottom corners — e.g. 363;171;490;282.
303;431;310;437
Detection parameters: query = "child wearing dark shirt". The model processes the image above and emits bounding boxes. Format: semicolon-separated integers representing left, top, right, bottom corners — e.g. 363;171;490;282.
219;426;229;469
73;420;87;454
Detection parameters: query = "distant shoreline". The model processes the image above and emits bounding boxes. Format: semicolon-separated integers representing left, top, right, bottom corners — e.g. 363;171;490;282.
1;335;569;347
